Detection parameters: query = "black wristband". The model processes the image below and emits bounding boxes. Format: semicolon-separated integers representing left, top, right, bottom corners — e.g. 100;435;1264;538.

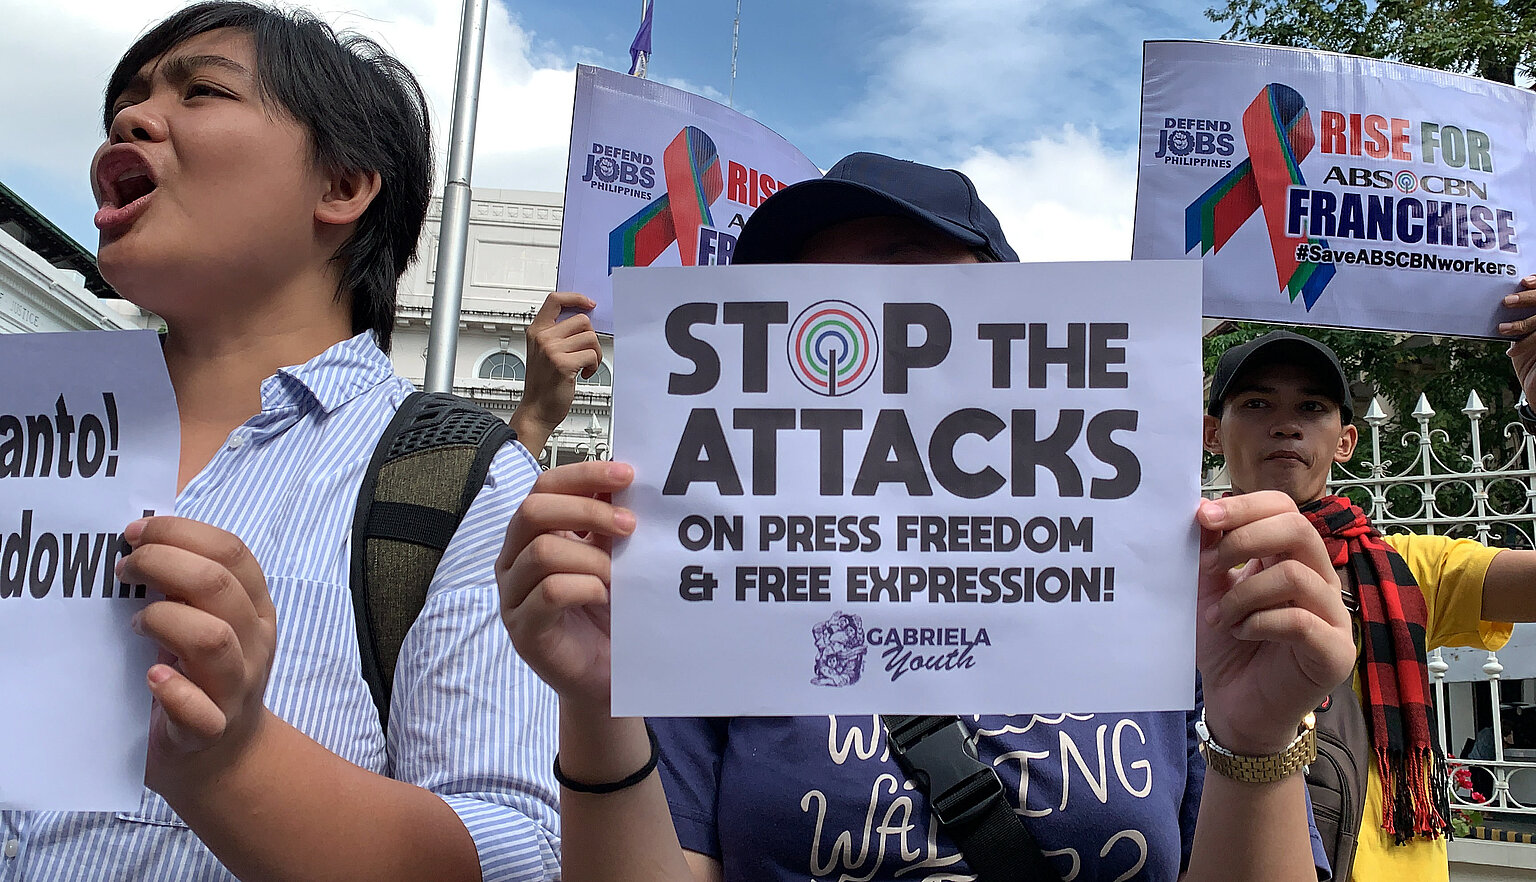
552;722;659;794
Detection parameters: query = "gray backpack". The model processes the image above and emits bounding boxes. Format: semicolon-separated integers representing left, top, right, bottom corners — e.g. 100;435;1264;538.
1306;679;1370;880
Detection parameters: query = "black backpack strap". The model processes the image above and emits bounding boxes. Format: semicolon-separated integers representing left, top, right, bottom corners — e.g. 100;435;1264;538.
882;715;1062;882
351;391;516;729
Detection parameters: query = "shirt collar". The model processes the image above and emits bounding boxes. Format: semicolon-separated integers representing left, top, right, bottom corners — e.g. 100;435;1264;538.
264;332;395;414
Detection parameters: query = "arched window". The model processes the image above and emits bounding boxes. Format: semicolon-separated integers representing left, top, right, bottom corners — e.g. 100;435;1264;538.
578;363;613;387
479;351;525;381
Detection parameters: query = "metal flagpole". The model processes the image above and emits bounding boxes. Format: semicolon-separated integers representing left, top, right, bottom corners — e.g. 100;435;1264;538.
729;0;741;107
424;0;490;393
634;0;649;78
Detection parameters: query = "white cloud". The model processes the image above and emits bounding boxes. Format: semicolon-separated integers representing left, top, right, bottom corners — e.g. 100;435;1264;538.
0;0;1154;254
353;0;578;192
957;124;1136;261
0;0;578;209
833;0;1058;151
829;0;1196;157
0;1;177;184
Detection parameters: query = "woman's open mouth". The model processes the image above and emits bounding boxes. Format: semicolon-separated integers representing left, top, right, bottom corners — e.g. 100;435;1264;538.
93;145;159;235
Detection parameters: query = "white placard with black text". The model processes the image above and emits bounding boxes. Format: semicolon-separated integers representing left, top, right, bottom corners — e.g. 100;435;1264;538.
0;330;177;810
611;261;1203;716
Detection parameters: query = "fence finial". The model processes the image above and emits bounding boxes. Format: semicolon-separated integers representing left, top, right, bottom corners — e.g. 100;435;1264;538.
1365;396;1389;426
1463;389;1489;418
1412;393;1436;420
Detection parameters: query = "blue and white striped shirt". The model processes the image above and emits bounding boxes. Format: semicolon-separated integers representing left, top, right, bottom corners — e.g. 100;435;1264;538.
0;333;559;881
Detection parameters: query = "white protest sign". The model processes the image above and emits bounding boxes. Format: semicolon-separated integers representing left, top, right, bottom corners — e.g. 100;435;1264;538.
610;262;1202;716
1133;40;1536;338
0;330;178;810
556;64;823;333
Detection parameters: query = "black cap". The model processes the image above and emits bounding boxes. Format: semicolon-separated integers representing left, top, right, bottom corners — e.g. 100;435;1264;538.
732;152;1018;264
1207;330;1353;423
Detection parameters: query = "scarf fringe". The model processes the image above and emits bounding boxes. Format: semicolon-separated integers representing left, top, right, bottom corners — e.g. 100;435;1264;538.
1429;748;1452;839
1381;746;1451;843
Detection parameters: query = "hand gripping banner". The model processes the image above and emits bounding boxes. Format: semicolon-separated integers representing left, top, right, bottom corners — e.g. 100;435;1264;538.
609;126;725;273
1185;84;1336;310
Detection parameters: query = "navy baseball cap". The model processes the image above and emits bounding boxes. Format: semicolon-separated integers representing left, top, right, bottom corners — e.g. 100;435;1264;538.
732;152;1018;264
1207;330;1354;423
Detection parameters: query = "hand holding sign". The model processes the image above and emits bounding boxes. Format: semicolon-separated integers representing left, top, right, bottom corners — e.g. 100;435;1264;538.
497;461;636;712
1499;276;1536;401
119;516;277;796
509;291;604;459
1195;491;1355;755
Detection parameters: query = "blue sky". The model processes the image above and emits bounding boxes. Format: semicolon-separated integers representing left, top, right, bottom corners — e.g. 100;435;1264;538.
520;1;1220;160
0;0;1227;259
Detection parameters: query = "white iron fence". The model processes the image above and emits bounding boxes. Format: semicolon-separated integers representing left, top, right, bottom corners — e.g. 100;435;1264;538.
1204;390;1536;825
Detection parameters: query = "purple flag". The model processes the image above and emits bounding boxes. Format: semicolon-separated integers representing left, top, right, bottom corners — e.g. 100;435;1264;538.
628;0;653;75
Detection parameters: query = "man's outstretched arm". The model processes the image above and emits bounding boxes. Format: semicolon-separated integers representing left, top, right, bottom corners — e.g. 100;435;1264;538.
1489;275;1536;622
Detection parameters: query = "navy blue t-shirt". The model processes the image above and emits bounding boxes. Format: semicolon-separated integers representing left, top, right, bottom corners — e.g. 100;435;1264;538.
654;708;1331;881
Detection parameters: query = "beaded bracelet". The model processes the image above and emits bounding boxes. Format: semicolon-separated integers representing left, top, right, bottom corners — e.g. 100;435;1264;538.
552;722;660;794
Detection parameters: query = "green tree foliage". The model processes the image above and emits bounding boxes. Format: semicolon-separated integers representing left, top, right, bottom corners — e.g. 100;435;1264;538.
1206;0;1536;84
1200;0;1535;483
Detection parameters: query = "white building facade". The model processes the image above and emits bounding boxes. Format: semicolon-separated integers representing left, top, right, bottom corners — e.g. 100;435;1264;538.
0;182;134;334
0;238;132;334
390;187;612;466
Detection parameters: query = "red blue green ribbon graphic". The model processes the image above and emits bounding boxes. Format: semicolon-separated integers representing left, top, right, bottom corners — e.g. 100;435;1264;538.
608;126;724;272
1185;84;1335;310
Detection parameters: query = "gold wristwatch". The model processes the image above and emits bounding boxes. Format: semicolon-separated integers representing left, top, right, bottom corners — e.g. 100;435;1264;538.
1195;709;1317;784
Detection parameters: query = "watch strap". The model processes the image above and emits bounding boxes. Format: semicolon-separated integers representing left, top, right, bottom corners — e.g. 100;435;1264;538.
1196;709;1317;784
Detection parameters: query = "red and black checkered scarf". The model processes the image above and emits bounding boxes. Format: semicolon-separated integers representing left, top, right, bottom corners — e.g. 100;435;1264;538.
1301;495;1450;843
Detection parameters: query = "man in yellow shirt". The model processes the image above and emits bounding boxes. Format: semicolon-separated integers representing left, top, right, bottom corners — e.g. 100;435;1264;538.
1203;330;1526;882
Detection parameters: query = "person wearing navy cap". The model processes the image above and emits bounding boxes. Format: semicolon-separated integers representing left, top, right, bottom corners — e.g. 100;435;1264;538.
731;152;1018;264
498;154;1353;882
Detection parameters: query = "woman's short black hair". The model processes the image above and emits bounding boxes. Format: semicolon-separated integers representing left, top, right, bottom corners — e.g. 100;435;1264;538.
104;1;432;353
